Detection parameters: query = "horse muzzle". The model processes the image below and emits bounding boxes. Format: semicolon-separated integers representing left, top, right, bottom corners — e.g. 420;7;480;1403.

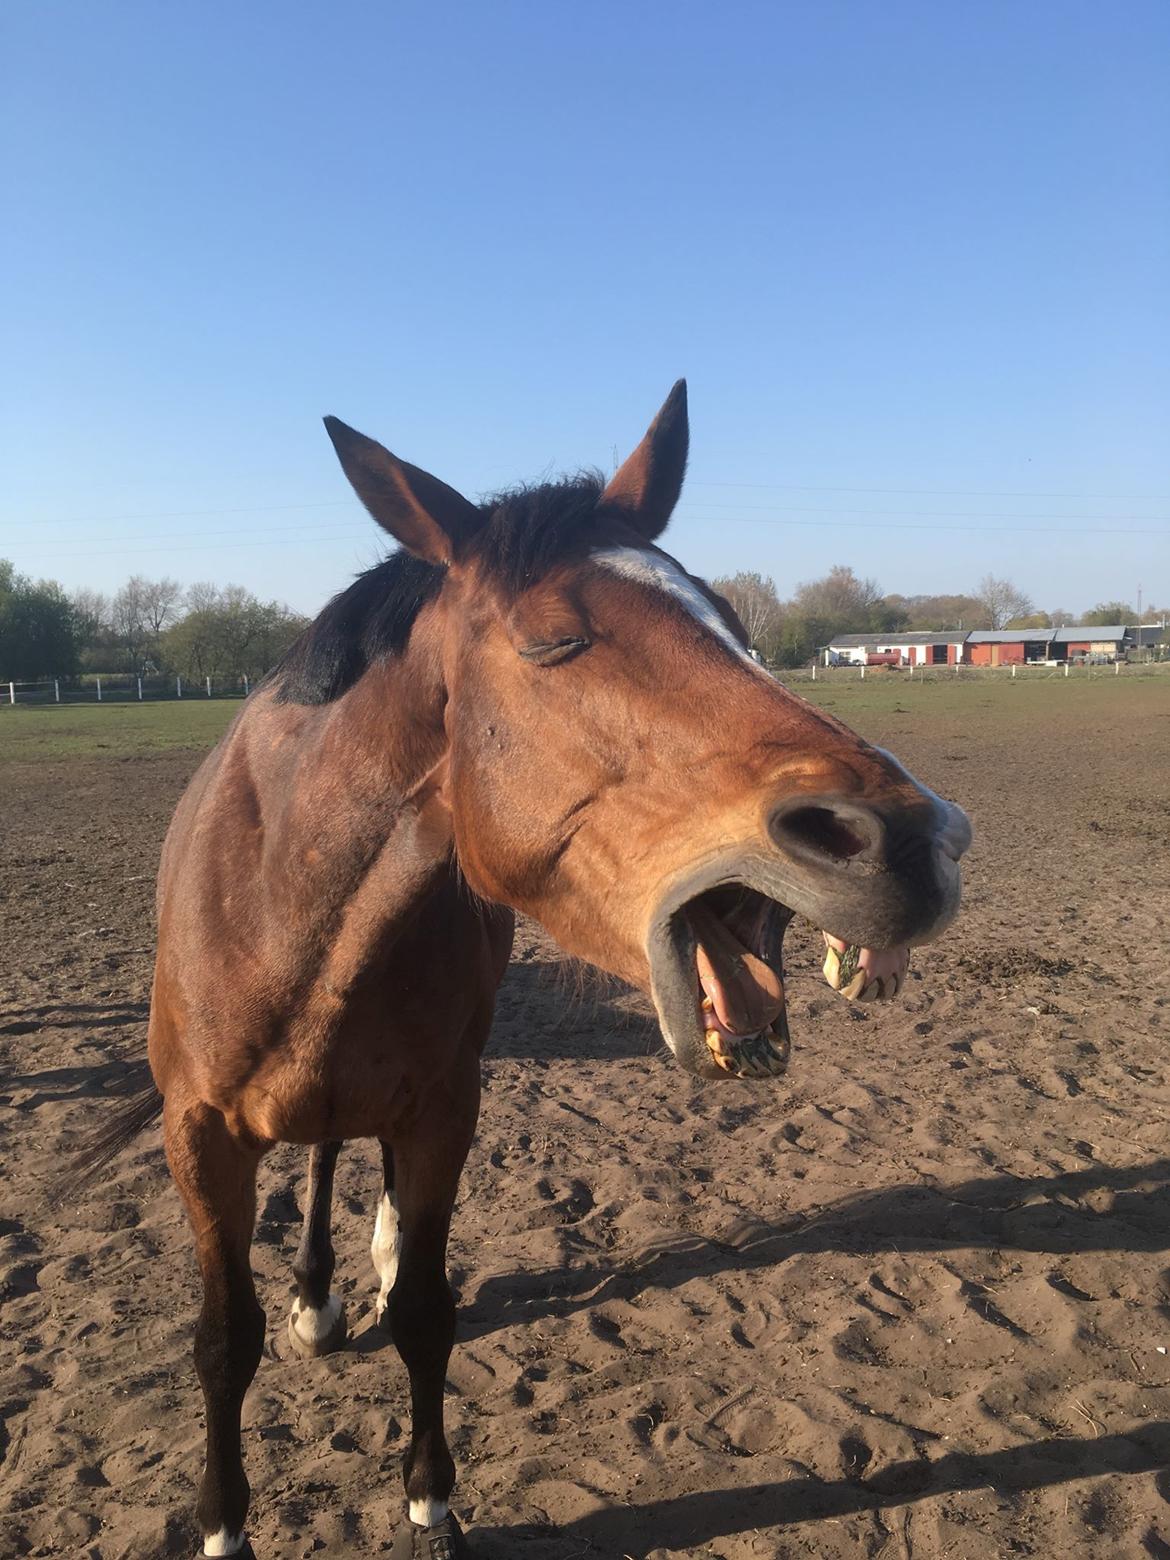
644;788;972;1081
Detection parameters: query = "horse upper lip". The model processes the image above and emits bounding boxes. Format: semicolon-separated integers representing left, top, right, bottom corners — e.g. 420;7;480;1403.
936;801;973;862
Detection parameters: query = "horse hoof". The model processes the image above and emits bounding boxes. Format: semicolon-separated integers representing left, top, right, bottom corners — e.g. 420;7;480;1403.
197;1539;257;1559
390;1512;471;1558
287;1295;349;1358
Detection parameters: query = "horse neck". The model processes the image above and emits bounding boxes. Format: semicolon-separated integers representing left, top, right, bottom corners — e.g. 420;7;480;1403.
257;620;454;909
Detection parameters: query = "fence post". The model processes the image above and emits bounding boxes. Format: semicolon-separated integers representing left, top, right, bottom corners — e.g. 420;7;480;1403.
243;674;250;696
137;676;143;701
177;675;183;698
206;675;212;698
96;676;102;702
1115;660;1120;676
1064;661;1069;678
1011;664;1016;679
54;678;60;702
860;664;866;680
7;681;13;705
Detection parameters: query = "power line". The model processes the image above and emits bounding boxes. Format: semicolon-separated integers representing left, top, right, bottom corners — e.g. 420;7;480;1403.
10;511;1167;562
687;480;1170;501
15;500;355;528
10;483;1170;531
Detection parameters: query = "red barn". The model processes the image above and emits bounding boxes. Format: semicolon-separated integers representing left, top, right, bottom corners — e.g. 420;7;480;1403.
964;630;1055;666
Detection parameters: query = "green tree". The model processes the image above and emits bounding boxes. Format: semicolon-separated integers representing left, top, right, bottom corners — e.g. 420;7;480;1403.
1083;601;1134;626
159;584;307;681
0;560;81;679
1005;611;1052;630
883;593;990;630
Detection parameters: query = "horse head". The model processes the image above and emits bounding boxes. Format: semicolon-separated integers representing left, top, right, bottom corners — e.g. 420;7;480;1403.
323;383;971;1082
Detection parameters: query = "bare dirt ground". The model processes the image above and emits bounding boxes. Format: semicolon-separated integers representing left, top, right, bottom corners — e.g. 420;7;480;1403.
2;680;1169;1559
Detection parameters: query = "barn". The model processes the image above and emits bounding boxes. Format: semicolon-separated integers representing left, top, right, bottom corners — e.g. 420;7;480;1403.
964;629;1055;666
824;631;966;667
1051;625;1129;663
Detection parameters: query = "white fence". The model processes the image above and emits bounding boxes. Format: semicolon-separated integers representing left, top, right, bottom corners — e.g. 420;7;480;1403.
3;674;254;706
775;659;1170;685
4;660;1167;708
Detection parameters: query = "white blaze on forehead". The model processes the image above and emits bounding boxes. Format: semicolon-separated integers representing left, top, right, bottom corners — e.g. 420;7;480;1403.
592;546;766;670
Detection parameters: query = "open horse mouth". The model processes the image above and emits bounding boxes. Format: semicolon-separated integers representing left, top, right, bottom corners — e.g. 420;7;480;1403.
646;804;966;1081
672;885;913;1080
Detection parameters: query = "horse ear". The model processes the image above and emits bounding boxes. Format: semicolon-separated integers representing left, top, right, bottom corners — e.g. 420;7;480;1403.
324;416;481;566
599;379;689;541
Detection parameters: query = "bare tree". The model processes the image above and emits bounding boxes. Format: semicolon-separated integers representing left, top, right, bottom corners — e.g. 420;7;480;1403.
710;571;780;650
975;574;1033;630
70;586;110;645
792;564;884;622
111;575;183;671
140;575;182;638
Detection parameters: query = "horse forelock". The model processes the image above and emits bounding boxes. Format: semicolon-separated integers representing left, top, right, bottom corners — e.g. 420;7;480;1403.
271;471;649;705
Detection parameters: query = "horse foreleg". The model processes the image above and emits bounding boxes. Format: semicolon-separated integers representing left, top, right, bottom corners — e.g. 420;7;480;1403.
371;1138;400;1328
165;1098;265;1560
385;1063;478;1556
288;1139;348;1358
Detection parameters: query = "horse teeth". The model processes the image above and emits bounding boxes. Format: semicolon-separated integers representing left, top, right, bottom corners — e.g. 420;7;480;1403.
843;972;867;1001
822;947;841;988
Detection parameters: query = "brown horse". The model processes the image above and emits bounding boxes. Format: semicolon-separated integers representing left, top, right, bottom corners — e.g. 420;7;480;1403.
144;382;970;1558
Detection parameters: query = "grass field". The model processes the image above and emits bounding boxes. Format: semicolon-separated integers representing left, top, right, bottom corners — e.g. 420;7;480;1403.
1;671;1165;762
0;698;241;760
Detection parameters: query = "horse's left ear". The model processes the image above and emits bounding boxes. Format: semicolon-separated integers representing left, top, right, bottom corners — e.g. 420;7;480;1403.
599;379;689;541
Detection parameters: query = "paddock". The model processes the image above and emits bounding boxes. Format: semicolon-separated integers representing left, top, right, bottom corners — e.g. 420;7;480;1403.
1;678;1168;1559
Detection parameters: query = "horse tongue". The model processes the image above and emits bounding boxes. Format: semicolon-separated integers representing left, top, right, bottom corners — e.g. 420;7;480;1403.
687;900;784;1036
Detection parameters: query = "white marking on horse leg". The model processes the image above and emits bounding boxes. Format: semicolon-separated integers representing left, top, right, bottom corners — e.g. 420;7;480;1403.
289;1292;343;1348
371;1190;401;1322
409;1496;449;1528
203;1529;246;1557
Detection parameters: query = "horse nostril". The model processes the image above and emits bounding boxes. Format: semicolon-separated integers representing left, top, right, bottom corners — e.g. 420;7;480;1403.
774;804;872;863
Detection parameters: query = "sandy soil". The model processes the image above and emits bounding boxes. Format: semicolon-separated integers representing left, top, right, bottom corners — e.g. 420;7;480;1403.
2;684;1169;1559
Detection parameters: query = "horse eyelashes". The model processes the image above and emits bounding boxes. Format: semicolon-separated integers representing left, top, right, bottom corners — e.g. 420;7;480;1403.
517;637;591;666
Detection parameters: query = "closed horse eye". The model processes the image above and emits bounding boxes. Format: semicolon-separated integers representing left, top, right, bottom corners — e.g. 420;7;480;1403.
517;636;591;666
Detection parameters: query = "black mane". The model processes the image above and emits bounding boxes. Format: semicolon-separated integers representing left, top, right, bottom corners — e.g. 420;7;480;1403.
273;473;607;705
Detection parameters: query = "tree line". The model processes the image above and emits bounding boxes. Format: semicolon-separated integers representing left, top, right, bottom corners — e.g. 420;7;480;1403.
2;555;1162;681
710;567;1164;667
0;562;309;682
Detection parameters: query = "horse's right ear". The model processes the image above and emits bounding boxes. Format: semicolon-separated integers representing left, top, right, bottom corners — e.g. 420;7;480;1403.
324;417;481;566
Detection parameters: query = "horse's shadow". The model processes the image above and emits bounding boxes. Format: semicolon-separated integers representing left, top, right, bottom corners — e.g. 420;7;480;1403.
466;1422;1170;1556
462;1155;1170;1339
488;958;660;1060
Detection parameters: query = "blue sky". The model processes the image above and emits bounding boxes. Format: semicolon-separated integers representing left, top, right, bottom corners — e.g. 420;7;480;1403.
4;1;1167;616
